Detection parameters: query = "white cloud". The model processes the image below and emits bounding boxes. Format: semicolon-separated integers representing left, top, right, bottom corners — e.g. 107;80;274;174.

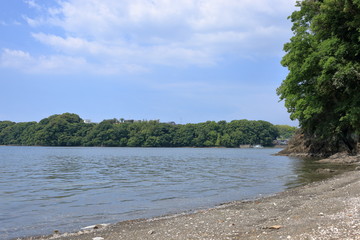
24;16;42;27
0;48;86;73
24;0;42;10
31;32;215;67
0;20;22;26
0;47;150;75
1;49;33;68
46;0;296;41
32;33;106;54
15;0;297;74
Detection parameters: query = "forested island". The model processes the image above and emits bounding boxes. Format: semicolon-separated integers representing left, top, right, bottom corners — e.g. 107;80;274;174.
0;113;295;148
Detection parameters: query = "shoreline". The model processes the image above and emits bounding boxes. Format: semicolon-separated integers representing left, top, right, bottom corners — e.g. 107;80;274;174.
19;168;360;240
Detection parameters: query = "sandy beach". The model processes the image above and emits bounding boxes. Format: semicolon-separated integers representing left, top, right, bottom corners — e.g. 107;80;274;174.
19;166;360;240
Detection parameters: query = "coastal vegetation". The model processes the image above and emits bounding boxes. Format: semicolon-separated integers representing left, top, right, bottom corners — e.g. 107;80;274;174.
278;0;360;156
0;113;295;148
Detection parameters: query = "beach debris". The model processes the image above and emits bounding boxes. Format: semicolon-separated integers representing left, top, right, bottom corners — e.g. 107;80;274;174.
93;224;102;229
267;225;282;230
148;230;155;235
92;237;104;240
82;225;97;230
82;223;109;230
53;230;60;234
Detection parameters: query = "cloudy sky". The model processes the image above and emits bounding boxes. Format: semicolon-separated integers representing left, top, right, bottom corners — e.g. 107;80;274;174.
1;0;298;125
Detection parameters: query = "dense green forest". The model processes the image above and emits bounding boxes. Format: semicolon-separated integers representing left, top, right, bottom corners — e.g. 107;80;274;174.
0;113;295;147
278;0;360;156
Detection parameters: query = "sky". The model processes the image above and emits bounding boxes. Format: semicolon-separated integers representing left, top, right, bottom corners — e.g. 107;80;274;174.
0;0;298;126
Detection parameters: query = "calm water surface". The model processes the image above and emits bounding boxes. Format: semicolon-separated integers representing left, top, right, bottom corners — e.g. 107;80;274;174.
0;146;345;239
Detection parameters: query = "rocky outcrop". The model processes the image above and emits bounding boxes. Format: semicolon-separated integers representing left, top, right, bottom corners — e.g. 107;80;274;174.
276;132;313;157
277;130;359;158
318;152;360;164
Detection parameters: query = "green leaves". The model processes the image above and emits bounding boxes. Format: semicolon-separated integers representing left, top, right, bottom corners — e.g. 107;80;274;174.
279;0;360;155
0;114;281;148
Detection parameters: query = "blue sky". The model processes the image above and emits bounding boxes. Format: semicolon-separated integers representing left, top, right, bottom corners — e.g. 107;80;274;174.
1;0;298;126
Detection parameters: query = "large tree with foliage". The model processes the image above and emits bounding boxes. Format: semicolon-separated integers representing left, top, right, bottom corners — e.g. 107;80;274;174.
278;0;360;155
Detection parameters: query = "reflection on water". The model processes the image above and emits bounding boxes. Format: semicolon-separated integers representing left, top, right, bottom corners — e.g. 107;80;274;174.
285;156;356;188
0;146;353;239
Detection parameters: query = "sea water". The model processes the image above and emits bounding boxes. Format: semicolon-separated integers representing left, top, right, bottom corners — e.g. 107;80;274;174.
0;146;338;239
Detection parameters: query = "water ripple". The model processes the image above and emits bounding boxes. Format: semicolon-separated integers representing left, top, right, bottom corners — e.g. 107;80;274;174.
0;146;314;239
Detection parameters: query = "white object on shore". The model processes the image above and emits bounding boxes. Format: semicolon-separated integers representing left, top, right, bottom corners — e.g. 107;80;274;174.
81;223;109;230
253;145;263;148
92;237;104;240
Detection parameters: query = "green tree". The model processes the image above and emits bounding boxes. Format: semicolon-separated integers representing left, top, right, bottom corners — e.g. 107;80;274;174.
220;133;233;147
0;113;279;148
0;122;39;145
172;124;195;147
278;0;360;155
0;121;16;145
0;121;15;132
34;113;84;146
275;125;297;139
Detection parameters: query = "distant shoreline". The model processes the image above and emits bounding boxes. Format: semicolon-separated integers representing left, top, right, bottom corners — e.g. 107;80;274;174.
0;145;286;148
0;114;293;148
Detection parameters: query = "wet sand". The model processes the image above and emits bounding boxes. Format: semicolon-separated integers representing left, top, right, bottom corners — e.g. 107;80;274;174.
20;168;360;240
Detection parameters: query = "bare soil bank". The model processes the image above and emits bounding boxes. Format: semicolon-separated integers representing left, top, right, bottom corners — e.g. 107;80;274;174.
20;167;360;240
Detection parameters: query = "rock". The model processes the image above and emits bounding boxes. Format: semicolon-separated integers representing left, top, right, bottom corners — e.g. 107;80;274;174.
318;153;360;164
148;230;155;235
94;224;104;229
327;152;349;159
315;168;335;174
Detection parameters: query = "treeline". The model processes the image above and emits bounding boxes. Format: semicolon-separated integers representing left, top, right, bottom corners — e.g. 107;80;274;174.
0;113;295;147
